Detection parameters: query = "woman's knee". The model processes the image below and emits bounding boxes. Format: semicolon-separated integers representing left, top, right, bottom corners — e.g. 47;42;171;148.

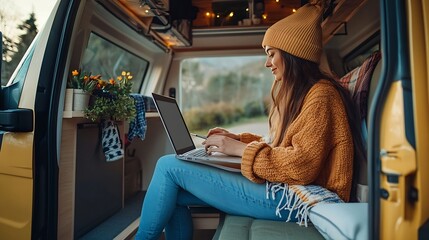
155;154;175;170
155;154;187;173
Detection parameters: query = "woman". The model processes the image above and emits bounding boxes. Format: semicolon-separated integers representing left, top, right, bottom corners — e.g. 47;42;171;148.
136;1;365;239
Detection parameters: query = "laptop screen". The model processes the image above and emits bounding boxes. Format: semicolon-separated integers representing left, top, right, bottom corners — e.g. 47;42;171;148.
152;93;196;154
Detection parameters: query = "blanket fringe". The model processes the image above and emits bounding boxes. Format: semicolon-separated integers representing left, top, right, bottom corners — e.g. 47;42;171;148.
266;182;344;227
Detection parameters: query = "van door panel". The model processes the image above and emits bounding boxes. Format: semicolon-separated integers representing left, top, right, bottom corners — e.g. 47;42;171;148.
376;0;429;239
379;81;417;240
0;132;34;239
0;0;76;238
406;0;429;238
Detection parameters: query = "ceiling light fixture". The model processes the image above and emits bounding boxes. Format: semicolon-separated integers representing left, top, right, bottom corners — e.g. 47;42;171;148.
139;0;169;16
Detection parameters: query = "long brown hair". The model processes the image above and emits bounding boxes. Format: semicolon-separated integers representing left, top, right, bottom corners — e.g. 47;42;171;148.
268;50;366;200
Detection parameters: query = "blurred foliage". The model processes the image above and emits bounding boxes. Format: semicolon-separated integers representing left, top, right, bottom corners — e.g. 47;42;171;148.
184;100;270;131
181;56;273;132
1;12;38;86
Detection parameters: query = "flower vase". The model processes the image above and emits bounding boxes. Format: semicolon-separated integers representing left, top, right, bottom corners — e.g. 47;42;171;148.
72;89;90;111
64;88;74;111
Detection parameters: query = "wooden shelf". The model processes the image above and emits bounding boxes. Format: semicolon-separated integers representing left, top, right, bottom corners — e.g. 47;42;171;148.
63;110;84;118
145;112;159;118
63;111;159;119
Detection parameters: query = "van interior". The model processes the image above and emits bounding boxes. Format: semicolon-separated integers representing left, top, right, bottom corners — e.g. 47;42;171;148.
54;0;380;239
1;0;387;239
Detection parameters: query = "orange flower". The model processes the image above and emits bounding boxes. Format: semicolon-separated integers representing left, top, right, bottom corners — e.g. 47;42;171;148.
90;74;102;80
109;79;115;85
97;80;105;86
72;70;79;76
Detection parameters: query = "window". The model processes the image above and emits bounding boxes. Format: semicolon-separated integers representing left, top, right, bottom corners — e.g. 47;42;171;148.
1;39;36;109
343;31;380;73
81;33;149;93
180;55;273;138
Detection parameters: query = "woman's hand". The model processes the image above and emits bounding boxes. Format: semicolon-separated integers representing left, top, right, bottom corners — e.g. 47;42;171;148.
203;134;246;157
206;127;240;140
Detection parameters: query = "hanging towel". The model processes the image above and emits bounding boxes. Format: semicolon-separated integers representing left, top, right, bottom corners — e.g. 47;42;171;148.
101;119;124;162
128;94;147;141
266;182;344;227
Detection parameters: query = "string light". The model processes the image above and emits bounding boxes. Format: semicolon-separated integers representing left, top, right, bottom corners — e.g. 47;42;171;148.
292;9;296;13
206;12;211;17
229;12;234;17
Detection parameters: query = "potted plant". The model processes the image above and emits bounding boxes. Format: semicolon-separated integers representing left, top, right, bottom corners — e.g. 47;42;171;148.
84;71;137;162
68;69;99;111
84;71;136;122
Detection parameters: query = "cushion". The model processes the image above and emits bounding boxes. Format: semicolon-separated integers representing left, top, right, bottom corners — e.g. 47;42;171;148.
214;215;324;240
338;51;381;120
309;203;368;240
249;219;325;240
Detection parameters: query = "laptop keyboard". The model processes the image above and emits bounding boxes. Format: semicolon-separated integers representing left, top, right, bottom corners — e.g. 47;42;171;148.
192;148;209;157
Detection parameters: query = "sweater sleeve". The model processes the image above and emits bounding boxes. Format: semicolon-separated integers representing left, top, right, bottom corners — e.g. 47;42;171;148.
241;84;350;185
239;133;263;143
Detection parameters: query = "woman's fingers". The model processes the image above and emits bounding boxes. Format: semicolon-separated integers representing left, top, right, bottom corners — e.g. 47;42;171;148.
203;135;244;156
207;127;228;136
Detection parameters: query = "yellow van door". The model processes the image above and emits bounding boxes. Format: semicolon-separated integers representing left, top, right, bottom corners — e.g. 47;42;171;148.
0;1;79;239
370;0;429;239
401;0;429;238
0;41;36;239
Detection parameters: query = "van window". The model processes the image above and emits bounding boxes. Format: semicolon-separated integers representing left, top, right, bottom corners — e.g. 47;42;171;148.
1;40;36;109
81;32;149;93
181;56;273;137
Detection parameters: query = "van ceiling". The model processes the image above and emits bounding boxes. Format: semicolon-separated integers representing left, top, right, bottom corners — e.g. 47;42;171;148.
98;0;368;52
191;0;301;28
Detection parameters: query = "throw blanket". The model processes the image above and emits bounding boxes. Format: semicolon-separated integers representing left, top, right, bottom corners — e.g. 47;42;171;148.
266;182;344;227
128;94;147;141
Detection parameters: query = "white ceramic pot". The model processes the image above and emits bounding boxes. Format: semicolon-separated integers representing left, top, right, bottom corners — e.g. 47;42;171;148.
72;89;90;111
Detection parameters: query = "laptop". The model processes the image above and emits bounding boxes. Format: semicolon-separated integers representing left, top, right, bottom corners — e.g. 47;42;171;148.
152;93;241;172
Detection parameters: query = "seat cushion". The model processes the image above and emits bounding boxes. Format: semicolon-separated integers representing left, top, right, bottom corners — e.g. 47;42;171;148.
215;215;324;240
309;203;368;240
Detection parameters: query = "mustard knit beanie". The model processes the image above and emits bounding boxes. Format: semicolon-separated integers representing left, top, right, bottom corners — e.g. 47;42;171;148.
262;0;325;63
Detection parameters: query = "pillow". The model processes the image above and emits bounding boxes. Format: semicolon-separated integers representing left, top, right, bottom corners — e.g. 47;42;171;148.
309;203;368;240
338;51;381;120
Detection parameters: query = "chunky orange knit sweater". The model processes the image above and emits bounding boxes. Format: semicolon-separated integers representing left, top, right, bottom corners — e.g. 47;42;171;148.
240;80;354;202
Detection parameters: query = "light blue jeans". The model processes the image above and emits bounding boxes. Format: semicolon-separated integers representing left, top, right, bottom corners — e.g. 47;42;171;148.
135;154;296;240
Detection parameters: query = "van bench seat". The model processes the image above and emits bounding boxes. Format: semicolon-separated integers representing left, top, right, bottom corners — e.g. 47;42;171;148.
213;215;324;240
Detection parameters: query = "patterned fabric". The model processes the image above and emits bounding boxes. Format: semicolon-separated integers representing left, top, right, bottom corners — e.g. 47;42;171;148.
266;182;344;227
338;51;382;120
128;94;147;141
101;119;124;162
